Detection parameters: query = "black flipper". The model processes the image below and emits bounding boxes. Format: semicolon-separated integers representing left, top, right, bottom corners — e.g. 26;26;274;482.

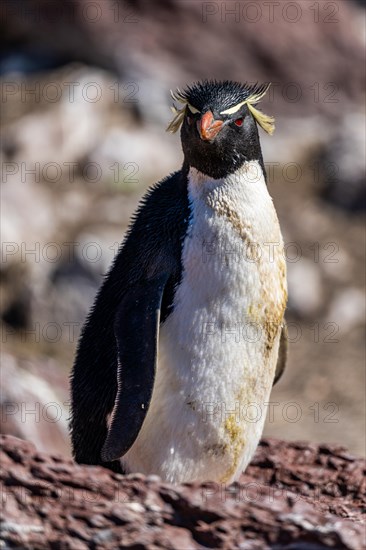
101;272;169;463
273;323;288;386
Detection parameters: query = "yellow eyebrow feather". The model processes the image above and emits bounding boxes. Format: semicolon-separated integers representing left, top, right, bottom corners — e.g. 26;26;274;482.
220;100;247;115
187;104;200;114
220;83;275;135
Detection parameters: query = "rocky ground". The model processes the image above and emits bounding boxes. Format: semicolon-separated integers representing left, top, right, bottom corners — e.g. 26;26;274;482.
1;434;365;549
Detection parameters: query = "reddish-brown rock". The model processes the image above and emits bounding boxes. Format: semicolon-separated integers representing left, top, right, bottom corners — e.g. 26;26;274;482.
1;435;364;549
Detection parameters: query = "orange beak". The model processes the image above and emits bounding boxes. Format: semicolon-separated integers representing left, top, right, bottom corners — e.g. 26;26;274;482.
198;111;224;141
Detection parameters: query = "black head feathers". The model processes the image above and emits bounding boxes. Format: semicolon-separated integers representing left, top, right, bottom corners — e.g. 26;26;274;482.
167;80;275;135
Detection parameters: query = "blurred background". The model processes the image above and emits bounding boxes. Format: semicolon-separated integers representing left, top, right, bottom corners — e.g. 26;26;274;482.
1;0;365;458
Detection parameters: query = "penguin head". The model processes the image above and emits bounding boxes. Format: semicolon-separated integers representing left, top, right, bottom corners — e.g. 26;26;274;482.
167;80;275;179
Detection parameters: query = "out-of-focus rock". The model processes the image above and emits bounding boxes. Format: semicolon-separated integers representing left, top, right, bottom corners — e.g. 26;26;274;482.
316;113;366;212
1;0;365;115
326;288;366;333
2;67;111;167
90;126;181;185
287;259;323;317
1;435;365;549
0;355;69;456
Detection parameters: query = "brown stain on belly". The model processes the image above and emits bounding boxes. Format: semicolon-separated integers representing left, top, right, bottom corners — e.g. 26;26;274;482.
203;441;227;458
260;257;287;357
206;196;254;247
204;193;288;482
219;382;257;483
220;413;245;483
206;194;287;357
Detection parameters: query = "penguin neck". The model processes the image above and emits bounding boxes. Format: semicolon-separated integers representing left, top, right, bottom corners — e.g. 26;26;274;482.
187;160;267;202
185;161;279;258
183;153;267;186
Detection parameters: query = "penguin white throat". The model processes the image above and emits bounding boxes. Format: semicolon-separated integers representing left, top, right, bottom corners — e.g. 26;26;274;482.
120;160;287;484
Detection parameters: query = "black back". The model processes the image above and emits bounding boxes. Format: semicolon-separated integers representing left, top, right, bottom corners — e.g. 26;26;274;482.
70;167;190;471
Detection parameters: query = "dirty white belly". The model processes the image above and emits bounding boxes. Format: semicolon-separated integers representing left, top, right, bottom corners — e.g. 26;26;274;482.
121;162;287;483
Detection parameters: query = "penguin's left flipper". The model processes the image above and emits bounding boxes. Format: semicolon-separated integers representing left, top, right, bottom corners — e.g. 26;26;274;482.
273;323;288;386
101;272;169;463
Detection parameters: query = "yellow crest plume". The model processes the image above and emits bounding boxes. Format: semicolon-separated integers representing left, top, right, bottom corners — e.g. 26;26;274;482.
166;89;190;133
166;104;186;134
245;83;275;135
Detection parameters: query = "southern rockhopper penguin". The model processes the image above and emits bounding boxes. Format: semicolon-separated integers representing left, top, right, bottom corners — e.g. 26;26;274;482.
70;80;288;483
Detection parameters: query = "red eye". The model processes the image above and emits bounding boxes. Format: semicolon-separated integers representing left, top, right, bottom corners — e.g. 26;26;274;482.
235;117;244;126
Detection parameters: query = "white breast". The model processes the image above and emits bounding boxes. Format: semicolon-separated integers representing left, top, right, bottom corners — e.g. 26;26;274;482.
121;161;287;483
